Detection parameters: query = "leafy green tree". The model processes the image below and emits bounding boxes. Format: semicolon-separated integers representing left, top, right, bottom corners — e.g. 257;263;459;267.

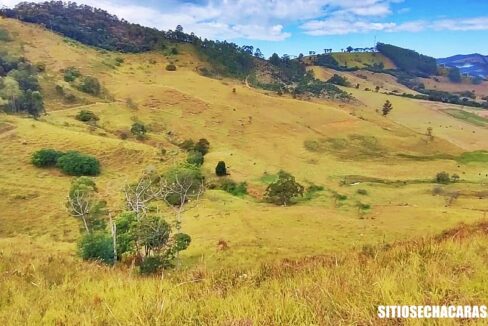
215;161;227;176
31;148;64;167
64;66;81;82
382;100;393;116
265;171;304;206
57;151;101;176
327;74;350;87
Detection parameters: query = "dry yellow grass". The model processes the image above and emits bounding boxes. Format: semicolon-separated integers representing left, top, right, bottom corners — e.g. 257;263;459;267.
1;18;488;324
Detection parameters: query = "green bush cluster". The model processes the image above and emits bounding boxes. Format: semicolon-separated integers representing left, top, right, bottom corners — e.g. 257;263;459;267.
75;110;99;122
219;178;248;196
78;232;114;264
31;149;101;176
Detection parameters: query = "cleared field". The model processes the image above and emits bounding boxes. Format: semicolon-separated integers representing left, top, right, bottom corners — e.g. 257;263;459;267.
419;75;488;99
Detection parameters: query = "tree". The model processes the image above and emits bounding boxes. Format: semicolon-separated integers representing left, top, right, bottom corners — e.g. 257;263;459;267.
131;122;147;139
66;177;106;233
162;165;205;231
78;232;114;264
448;67;462;83
382;100;393;116
346;46;353;53
254;48;263;59
215;161;227;176
123;169;165;219
451;174;460;183
435;172;451;184
265;171;304;206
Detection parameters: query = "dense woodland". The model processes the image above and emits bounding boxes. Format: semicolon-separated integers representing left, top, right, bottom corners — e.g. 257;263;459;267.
376;42;438;77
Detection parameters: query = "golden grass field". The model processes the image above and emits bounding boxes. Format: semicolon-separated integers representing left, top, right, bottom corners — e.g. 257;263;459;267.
1;18;488;324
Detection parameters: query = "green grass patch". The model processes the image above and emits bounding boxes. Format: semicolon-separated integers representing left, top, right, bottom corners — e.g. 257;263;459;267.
457;151;488;164
444;109;488;127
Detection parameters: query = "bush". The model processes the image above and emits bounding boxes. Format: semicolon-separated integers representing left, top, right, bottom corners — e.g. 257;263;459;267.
56;151;101;176
79;76;101;95
75;110;99;122
64;66;81;82
220;178;247;196
131;122;147;139
165;64;177;71
187;150;204;166
215;161;227;176
31;148;64;167
194;138;210;156
179;139;195;151
174;233;191;252
435;172;451;184
357;189;368;195
78;232;114;264
139;256;165;275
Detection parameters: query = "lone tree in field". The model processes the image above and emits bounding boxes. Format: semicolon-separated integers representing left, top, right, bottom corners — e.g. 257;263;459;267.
215;161;227;176
265;171;304;206
131;122;147;139
382;100;393;116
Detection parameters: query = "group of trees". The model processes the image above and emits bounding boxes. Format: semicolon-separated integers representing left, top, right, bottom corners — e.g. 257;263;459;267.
0;52;44;117
376;43;437;77
32;148;101;176
179;138;210;166
70;164;203;273
62;66;101;96
268;53;307;83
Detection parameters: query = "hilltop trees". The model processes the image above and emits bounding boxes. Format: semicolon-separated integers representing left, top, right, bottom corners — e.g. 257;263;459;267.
265;171;304;206
376;43;437;76
382;100;393;116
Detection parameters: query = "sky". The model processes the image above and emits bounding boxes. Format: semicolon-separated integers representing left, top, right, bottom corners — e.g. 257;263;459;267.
1;0;488;58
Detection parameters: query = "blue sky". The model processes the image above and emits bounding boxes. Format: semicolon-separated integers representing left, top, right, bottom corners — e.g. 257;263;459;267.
2;0;488;58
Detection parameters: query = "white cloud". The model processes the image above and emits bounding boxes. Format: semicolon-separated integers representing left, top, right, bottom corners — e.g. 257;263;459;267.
1;0;488;40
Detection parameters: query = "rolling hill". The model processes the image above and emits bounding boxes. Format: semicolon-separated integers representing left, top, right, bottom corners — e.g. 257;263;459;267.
438;54;488;78
1;3;488;324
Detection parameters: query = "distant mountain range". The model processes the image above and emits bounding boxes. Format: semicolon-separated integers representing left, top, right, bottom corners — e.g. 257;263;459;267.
437;54;488;78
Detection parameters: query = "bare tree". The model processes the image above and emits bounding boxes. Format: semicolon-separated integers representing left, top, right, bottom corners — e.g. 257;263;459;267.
123;170;166;219
162;171;204;232
67;189;94;233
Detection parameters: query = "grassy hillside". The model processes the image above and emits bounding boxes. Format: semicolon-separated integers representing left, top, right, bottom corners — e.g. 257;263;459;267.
331;52;396;69
1;17;488;323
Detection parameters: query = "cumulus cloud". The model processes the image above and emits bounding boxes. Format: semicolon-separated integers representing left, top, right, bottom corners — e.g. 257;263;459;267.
1;0;488;40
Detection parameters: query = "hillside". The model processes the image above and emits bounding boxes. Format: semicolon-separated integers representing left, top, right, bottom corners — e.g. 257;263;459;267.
438;54;488;78
1;6;488;324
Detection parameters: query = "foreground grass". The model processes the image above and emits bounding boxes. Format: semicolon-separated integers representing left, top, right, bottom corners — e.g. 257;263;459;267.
1;222;488;325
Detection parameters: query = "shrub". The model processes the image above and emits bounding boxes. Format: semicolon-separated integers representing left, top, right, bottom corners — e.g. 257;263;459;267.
131;122;147;139
165;64;177;71
179;139;195;151
64;66;81;82
78;232;114;264
215;161;227;176
31;148;64;167
139;256;164;275
187;150;204;166
79;76;101;95
220;178;247;196
56;151;101;176
435;172;451;184
327;74;350;87
75;110;99;122
357;189;368;195
194;138;210;156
